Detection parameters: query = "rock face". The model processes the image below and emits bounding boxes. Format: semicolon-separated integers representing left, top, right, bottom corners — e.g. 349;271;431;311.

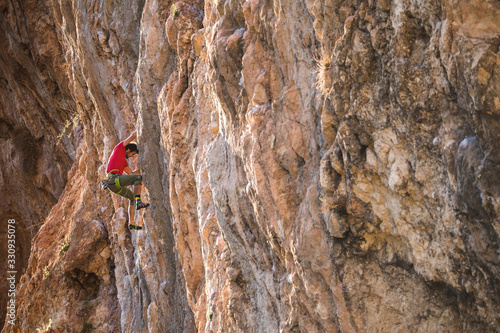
2;0;500;332
0;0;76;327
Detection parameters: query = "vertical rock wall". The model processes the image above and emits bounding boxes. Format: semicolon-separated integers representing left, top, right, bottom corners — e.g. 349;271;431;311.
0;0;75;327
1;0;500;332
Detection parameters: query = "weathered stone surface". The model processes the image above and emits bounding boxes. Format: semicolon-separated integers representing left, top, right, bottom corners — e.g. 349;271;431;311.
1;0;500;332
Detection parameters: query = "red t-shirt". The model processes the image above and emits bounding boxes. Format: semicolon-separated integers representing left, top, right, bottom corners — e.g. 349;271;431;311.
106;141;128;175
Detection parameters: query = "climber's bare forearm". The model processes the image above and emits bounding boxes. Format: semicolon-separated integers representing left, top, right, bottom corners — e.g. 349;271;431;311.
124;166;141;175
123;130;137;146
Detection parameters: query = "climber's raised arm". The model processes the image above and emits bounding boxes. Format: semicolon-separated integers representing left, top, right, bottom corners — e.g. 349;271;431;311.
123;130;137;147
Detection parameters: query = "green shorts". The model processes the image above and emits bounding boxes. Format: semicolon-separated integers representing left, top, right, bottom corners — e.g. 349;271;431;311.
107;174;143;205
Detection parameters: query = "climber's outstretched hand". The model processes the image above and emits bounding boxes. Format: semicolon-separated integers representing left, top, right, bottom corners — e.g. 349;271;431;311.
123;130;137;146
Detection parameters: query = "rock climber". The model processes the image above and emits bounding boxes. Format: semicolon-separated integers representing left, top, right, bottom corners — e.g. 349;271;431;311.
102;130;149;230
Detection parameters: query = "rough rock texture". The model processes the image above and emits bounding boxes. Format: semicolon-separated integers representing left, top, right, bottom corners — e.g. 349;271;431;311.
2;0;500;332
0;0;76;327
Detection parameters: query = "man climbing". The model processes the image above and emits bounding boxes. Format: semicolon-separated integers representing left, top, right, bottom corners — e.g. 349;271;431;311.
102;130;149;230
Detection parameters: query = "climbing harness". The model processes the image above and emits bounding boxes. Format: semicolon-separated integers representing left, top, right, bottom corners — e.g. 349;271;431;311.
101;172;123;194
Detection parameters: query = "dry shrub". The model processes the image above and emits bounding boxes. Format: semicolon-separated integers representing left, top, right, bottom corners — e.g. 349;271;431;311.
314;48;333;97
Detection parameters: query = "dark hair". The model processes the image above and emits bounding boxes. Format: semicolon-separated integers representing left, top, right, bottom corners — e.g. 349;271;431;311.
125;143;139;153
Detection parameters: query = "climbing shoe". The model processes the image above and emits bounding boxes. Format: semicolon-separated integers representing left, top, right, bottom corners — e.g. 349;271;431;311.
136;201;150;210
128;224;143;230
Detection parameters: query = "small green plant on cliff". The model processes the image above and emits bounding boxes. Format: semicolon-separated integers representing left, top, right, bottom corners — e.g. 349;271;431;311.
171;3;179;16
81;322;94;333
43;265;51;280
59;235;71;254
81;300;92;316
56;110;81;148
36;318;52;332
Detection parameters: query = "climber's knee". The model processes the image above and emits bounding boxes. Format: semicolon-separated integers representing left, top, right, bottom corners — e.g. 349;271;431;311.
133;175;143;186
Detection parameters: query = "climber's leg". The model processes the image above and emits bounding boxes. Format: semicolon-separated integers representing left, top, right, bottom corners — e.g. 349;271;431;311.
128;203;138;228
108;182;142;230
117;174;149;210
122;188;142;230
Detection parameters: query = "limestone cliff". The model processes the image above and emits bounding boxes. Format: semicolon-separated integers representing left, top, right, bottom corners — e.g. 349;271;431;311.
1;0;500;332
